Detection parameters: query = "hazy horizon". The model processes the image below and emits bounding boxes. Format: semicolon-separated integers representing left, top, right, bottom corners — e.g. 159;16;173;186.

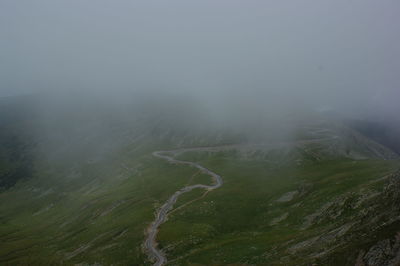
2;2;400;265
1;0;400;120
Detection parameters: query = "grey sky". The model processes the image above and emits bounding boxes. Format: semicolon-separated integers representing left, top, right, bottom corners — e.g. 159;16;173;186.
1;0;399;116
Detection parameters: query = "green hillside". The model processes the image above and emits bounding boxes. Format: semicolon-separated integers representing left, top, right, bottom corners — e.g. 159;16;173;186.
1;96;400;265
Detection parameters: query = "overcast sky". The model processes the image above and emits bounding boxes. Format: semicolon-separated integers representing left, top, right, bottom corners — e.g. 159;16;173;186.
1;0;399;116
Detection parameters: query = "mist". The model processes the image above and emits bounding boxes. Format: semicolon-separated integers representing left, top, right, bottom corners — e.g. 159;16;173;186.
3;2;400;264
1;0;400;142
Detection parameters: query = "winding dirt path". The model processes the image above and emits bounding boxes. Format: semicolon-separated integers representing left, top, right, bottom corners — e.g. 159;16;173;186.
144;148;223;266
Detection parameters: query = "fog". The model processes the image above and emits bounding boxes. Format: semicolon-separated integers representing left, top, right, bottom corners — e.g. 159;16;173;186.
1;0;400;120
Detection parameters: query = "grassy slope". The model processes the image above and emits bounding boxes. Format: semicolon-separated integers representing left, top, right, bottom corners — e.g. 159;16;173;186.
157;150;400;265
1;103;399;265
1;142;399;265
0;140;202;265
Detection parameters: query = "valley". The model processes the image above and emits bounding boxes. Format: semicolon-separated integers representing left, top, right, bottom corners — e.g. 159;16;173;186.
145;148;223;266
1;96;400;265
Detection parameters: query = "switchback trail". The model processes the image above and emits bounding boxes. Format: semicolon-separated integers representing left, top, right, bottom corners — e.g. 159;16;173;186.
144;148;223;266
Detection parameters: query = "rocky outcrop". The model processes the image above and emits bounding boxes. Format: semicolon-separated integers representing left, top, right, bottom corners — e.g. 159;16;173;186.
354;170;400;266
356;233;400;266
267;170;400;265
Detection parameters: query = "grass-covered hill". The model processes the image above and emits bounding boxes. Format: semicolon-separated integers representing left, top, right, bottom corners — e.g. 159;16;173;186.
0;93;399;265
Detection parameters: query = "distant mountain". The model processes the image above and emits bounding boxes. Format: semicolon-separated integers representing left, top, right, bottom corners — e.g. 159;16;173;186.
0;95;37;190
0;93;399;265
346;118;400;155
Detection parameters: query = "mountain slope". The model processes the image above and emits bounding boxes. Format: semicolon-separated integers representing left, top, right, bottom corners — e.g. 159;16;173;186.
0;94;399;265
